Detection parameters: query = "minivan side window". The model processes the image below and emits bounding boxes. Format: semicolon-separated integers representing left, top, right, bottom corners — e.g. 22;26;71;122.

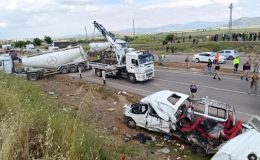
208;105;226;119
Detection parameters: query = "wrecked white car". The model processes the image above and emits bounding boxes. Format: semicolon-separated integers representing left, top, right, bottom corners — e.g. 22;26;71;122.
123;90;190;133
123;90;243;154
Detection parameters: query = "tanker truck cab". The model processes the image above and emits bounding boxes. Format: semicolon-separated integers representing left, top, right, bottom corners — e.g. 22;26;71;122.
0;54;14;74
126;51;154;82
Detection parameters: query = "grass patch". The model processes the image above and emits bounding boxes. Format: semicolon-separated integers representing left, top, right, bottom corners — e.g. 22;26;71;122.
0;72;139;159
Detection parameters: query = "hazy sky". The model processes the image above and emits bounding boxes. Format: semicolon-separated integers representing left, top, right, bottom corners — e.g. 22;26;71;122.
0;0;259;39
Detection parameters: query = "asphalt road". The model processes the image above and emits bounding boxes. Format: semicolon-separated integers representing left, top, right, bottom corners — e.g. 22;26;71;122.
69;68;260;121
154;55;248;70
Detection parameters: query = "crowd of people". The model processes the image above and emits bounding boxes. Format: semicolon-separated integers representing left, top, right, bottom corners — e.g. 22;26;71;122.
209;32;260;42
191;53;259;98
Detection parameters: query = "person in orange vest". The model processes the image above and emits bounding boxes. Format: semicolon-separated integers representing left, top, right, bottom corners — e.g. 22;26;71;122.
214;52;220;64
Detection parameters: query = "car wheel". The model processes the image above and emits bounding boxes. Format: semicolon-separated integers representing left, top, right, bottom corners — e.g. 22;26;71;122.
128;74;136;83
191;145;205;154
228;56;234;60
248;153;257;160
195;58;200;63
127;118;136;129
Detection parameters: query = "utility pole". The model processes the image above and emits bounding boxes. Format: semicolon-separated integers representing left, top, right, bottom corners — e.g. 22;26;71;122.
228;3;233;39
133;19;135;37
84;26;88;43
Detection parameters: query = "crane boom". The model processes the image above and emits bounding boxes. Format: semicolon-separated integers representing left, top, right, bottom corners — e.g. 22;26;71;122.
93;21;126;65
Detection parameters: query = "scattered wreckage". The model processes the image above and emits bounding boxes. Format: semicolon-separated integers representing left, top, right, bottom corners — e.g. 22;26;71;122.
123;90;260;156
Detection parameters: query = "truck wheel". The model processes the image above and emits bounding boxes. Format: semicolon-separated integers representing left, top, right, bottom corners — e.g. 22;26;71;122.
128;74;136;83
95;69;102;77
27;73;39;81
60;67;69;74
69;65;78;73
78;64;86;71
127;118;136;129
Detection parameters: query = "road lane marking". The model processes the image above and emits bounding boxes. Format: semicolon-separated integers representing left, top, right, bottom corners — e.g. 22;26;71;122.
154;78;260;97
155;68;241;81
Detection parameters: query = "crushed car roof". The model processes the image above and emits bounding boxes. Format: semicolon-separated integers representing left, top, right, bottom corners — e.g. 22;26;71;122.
140;90;190;121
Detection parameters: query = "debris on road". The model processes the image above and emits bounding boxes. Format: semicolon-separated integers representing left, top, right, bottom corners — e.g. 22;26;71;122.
48;91;55;95
107;108;116;112
157;147;170;154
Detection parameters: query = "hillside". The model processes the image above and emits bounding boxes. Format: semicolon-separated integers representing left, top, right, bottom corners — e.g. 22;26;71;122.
119;17;260;34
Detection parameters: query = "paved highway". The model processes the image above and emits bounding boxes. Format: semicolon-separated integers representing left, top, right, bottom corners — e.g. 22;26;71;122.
69;68;260;121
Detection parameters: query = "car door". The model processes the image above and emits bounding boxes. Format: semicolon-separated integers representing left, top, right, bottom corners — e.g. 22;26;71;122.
200;53;210;62
130;104;148;128
146;105;170;133
219;50;225;57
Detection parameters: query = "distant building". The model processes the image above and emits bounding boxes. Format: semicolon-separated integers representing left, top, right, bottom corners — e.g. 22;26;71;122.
26;44;35;50
1;44;12;49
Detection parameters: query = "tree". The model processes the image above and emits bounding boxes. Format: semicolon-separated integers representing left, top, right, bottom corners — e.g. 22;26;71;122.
162;40;168;45
44;36;53;44
165;34;175;43
33;38;42;46
13;41;26;48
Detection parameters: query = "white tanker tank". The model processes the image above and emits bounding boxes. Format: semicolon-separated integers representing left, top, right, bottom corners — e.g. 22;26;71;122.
22;46;87;69
89;42;111;52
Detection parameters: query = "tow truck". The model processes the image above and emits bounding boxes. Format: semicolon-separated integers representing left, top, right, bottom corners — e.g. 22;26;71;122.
88;21;154;83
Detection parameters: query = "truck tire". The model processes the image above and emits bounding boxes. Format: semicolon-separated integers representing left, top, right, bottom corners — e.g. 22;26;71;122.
128;74;136;83
69;65;78;73
60;66;69;74
127;118;136;129
78;64;86;71
95;69;102;77
27;73;39;81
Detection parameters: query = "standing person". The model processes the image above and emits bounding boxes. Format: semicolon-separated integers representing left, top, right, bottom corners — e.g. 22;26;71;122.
233;56;240;73
207;59;213;74
214;52;220;64
248;55;252;71
102;70;106;85
249;73;259;95
241;61;251;81
213;62;221;80
190;81;198;99
185;55;190;69
253;56;259;73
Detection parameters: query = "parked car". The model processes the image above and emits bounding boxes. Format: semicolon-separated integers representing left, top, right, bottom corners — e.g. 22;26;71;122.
218;50;240;60
193;52;226;63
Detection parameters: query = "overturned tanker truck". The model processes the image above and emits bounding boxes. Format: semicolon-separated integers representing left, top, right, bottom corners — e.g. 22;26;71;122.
123;90;260;156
